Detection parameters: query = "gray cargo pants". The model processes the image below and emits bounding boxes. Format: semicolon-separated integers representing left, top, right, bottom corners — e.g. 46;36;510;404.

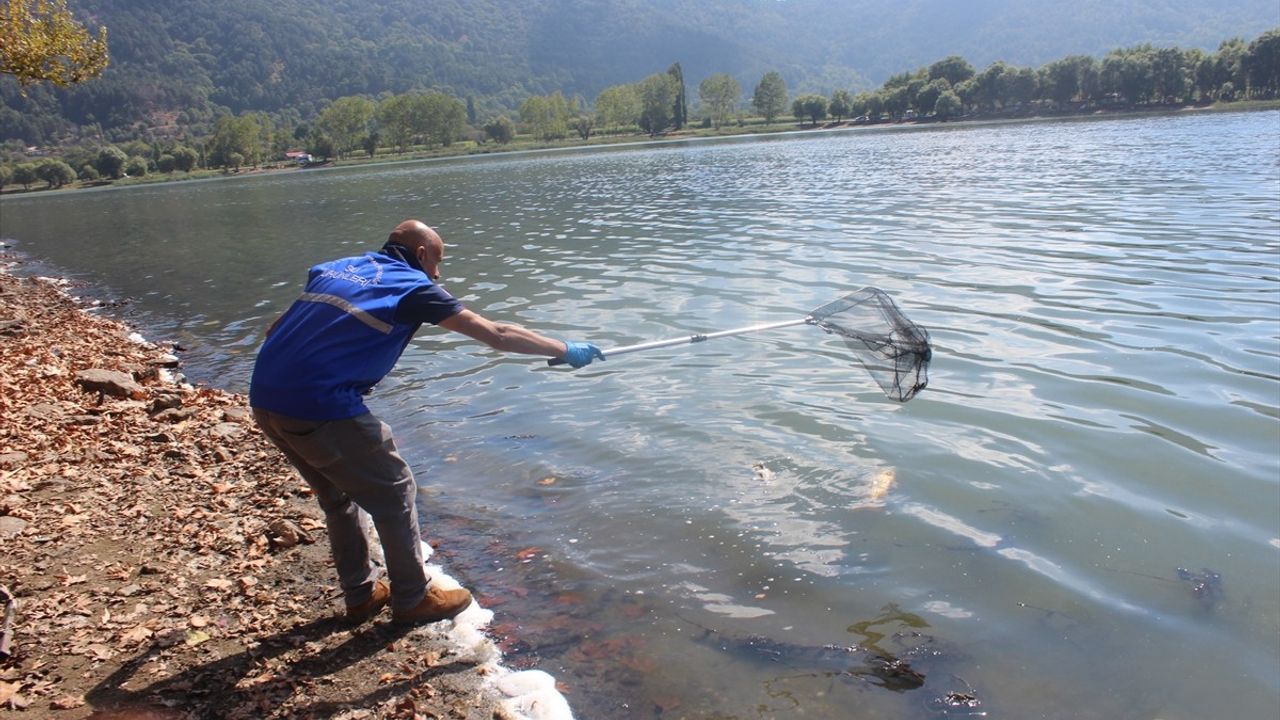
252;408;428;611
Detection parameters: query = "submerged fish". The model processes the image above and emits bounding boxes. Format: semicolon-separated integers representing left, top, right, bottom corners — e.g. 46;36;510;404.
850;467;897;509
691;622;930;692
868;468;896;502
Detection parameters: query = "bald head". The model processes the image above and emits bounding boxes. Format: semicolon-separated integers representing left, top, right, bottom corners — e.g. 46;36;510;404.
388;219;442;254
387;219;445;280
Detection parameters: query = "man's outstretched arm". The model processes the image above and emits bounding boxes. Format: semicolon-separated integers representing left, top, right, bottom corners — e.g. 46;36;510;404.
438;309;603;368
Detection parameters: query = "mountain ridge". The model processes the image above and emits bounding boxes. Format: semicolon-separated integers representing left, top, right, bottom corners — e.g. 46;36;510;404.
2;0;1276;144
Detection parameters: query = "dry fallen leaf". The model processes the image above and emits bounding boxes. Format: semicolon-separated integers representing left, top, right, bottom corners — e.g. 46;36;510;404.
515;547;542;562
50;694;86;710
0;680;20;705
121;625;153;644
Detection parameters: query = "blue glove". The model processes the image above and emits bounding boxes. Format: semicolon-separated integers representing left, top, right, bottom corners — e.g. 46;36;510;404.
561;341;605;369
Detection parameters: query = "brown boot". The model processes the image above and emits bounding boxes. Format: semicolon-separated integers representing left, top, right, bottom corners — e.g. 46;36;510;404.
345;579;390;624
392;585;473;625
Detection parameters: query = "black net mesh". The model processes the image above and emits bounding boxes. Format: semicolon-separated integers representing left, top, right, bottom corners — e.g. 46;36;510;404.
808;288;931;402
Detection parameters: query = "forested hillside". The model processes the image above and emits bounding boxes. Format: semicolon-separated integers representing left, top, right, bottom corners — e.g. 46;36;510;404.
2;0;1277;145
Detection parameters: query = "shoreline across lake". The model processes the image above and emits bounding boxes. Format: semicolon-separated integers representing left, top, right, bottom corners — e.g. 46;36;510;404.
3;100;1277;198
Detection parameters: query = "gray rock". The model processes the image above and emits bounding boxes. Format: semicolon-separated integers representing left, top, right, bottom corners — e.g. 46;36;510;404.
210;422;243;439
74;368;143;399
0;515;28;538
222;407;252;423
149;353;181;368
24;403;66;422
152;407;200;423
148;394;183;415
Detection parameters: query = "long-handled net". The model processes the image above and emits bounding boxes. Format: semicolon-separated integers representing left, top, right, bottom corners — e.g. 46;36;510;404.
807;288;931;402
549;287;932;403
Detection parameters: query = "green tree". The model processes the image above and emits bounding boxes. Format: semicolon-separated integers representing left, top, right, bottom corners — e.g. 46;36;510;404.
12;162;37;189
973;62;1011;111
520;91;571;141
1151;46;1189;102
928;55;975;87
316;96;374;158
420;93;466;147
595;84;641;131
934;90;963;120
637;73;679;134
483;116;515;144
77;163;96;181
36;157;74;187
307;131;335;160
752;71;787;123
1244;28;1280;97
853;91;883;119
0;0;108;89
915;79;950;115
1040;55;1093;108
0;164;12;191
156;154;176;173
125;156;147;177
698;73;740;129
94;145;126;178
1102;46;1156;105
377;94;417;152
792;94;827;125
667;62;687;130
569;114;594;141
171;145;197;172
828;89;852;122
209;114;265;168
1004;66;1039;108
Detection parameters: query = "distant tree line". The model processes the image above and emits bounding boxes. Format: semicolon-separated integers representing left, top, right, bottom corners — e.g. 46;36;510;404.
768;30;1280;127
2;28;1277;192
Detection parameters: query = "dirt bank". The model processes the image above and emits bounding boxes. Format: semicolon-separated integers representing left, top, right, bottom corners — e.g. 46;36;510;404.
0;259;521;719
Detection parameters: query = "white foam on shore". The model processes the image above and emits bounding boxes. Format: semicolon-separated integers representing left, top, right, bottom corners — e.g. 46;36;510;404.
367;530;576;719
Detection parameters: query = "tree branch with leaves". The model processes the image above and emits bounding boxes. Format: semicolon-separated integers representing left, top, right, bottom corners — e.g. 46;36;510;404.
1;0;108;89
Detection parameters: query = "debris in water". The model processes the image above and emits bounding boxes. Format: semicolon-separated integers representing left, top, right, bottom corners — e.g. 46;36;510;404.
751;463;775;482
1176;567;1223;608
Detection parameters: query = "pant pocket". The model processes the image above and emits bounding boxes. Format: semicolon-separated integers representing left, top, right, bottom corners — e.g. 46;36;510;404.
277;418;343;469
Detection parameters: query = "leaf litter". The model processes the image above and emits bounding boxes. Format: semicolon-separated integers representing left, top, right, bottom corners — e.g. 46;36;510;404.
0;263;517;719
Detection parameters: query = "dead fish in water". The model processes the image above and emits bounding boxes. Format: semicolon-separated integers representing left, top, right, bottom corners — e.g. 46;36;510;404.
686;606;935;693
850;468;897;510
751;463;776;482
868;468;896;501
1177;567;1223;608
694;629;927;691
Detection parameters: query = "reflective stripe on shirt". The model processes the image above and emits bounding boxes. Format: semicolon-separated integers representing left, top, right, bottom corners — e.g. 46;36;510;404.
297;291;393;334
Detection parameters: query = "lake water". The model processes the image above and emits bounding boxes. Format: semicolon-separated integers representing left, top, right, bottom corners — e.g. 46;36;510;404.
3;110;1278;719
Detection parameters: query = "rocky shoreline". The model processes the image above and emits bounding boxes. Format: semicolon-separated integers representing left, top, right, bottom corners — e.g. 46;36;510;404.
0;260;555;719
